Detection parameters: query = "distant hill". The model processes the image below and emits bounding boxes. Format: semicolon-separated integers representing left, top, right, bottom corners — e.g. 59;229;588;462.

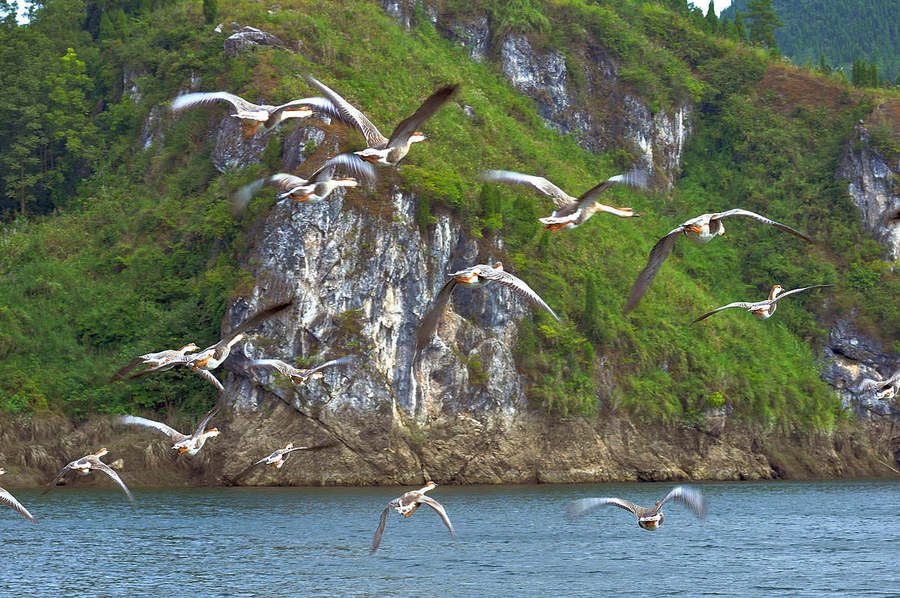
722;0;900;82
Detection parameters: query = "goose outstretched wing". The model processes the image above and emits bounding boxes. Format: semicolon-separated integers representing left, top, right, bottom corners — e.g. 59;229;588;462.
305;75;387;146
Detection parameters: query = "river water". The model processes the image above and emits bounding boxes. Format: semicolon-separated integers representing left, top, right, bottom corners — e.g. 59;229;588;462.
2;480;897;596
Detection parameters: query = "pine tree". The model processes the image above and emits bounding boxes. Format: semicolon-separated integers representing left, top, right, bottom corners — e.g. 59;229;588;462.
705;0;718;34
733;12;747;42
745;0;782;51
203;0;218;25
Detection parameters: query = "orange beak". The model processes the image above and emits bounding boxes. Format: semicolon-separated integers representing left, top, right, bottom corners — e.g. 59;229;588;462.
178;447;190;454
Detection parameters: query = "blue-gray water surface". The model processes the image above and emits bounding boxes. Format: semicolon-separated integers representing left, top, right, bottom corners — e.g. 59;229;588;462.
2;480;897;596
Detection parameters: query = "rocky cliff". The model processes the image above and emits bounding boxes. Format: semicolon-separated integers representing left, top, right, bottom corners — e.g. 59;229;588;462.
381;0;691;188
826;121;899;420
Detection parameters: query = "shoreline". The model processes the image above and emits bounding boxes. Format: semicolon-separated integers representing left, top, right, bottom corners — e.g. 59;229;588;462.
1;407;895;490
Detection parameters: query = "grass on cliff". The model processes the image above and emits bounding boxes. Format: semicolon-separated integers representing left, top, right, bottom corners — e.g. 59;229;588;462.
1;0;896;431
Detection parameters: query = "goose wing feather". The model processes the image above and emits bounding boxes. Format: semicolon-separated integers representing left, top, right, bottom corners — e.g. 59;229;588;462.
418;495;457;539
307;153;376;185
171;91;257;114
478;170;574;209
712;209;813;243
305;75;387;146
91;460;135;505
192;407;220;438
568;497;639;518
114;415;187;443
623;228;683;314
0;487;36;523
691;301;756;324
41;463;75;495
478;268;560;321
266;96;341;126
370;505;392;554
654;486;706;518
769;284;834;304
386;84;459;148
415;279;458;352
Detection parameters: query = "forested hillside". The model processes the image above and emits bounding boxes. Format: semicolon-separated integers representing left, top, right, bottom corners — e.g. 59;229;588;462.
0;0;897;438
723;0;900;83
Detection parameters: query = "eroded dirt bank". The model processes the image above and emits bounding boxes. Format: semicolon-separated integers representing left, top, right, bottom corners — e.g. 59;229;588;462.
0;403;895;490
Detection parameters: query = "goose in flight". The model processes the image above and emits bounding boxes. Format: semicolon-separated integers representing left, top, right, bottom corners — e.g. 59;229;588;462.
691;284;833;324
371;482;456;554
115;407;220;456
479;169;646;231
109;343;200;383
171;91;339;137
857;369;900;399
118;300;292;391
229;154;376;213
248;355;356;385
415;262;559;351
253;442;310;469
0;468;37;523
42;449;134;504
569;486;705;530
623;209;813;314
305;75;459;166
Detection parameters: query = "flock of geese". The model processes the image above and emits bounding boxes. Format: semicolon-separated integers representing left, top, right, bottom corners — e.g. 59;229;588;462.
2;63;894;553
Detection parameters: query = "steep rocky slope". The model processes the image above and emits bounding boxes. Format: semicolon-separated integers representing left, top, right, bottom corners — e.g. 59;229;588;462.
0;0;897;488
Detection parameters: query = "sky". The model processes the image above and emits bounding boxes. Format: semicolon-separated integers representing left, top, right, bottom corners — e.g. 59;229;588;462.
689;0;733;16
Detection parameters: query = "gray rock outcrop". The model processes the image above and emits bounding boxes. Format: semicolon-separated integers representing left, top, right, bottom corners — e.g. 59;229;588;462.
837;123;900;260
377;2;692;188
823;316;898;418
224;26;285;57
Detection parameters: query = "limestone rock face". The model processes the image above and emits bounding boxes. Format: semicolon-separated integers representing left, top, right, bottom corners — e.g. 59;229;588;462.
377;2;692;188
439;16;490;62
211;116;278;173
224;26;285;57
837;123;900;260
281;125;329;172
501;35;571;121
218;181;536;483
138;105;165;152
823;316;898;418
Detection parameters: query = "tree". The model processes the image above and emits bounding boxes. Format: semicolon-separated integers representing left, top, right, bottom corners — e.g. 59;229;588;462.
817;53;831;75
705;1;718;34
745;0;782;52
733;12;747;43
203;0;217;25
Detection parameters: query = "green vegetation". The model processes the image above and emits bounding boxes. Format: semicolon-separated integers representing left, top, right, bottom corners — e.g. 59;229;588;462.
0;0;896;433
724;0;900;83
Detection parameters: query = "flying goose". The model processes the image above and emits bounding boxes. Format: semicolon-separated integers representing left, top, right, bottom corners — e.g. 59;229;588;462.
691;284;833;323
171;91;339;137
120;300;292;391
42;449;134;504
229;154;376;213
857;369;900;399
253;442;310;469
110;343;200;383
248;355;356;384
479;169;646;231
305;75;459;166
115;407;220;456
371;482;456;554
0;468;37;523
623;209;813;314
416;262;559;351
569;486;706;530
